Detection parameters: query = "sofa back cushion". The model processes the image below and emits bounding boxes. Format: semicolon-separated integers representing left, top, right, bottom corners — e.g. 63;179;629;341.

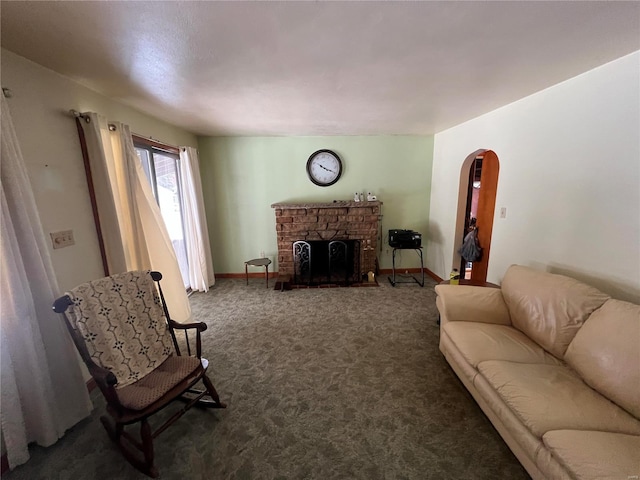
565;299;640;418
501;265;610;358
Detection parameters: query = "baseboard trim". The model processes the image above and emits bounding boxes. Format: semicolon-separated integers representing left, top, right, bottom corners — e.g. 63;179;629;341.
379;267;422;274
426;268;443;282
379;267;442;282
217;269;443;283
216;272;278;279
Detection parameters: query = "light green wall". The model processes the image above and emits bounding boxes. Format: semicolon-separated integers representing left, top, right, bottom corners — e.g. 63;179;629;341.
198;135;434;274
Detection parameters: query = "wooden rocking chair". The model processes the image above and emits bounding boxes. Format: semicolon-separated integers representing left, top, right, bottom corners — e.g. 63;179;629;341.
53;270;226;478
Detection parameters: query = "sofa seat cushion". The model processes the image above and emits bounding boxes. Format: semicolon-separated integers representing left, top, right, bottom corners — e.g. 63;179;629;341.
477;360;640;437
444;322;562;367
543;430;640;480
116;355;202;410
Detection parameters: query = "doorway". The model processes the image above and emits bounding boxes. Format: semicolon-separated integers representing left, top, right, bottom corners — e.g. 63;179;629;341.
456;150;499;283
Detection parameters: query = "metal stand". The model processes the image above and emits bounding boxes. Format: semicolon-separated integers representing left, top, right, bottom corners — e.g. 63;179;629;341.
388;247;424;287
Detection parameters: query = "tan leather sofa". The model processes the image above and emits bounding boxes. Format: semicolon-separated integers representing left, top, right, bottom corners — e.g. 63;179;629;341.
435;265;640;480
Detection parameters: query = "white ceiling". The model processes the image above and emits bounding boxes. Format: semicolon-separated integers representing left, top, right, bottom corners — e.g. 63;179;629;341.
1;1;639;137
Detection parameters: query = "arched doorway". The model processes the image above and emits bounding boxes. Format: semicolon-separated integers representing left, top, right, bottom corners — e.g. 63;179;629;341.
454;150;499;283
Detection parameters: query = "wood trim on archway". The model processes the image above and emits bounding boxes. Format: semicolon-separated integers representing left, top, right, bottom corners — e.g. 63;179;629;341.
470;150;499;282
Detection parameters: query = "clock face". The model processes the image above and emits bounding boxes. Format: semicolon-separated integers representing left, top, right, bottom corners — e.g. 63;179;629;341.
306;149;342;187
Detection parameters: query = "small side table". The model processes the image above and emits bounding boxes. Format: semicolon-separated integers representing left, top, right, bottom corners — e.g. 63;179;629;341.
245;258;272;288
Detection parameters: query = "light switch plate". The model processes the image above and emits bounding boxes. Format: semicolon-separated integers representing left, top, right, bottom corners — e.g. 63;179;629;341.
50;230;75;249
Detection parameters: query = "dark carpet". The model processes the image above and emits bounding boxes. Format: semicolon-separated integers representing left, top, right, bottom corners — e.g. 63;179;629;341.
5;275;528;479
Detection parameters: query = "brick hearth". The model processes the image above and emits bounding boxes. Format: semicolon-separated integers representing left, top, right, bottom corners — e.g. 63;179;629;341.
271;201;382;281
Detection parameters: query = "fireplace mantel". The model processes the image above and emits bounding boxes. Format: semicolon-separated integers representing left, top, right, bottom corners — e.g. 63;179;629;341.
271;200;381;209
272;200;382;281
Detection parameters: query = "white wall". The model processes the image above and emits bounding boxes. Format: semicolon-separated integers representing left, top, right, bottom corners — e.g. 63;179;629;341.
426;51;640;302
1;49;197;291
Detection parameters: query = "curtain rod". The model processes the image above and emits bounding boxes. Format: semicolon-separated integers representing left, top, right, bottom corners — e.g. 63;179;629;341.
69;109;182;150
69;109;116;131
132;133;181;152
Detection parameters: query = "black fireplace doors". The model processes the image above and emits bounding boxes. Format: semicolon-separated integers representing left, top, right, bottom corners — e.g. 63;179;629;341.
293;240;360;286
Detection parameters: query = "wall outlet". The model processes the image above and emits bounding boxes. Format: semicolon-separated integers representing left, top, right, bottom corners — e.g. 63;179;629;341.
50;229;75;249
500;207;507;218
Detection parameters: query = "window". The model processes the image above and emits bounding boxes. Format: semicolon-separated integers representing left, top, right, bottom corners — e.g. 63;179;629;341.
134;140;190;290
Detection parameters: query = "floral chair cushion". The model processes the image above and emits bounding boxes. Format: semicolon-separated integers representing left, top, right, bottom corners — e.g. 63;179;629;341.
65;270;175;388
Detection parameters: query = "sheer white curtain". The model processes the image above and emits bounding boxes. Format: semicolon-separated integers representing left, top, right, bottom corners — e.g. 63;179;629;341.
79;113;191;322
0;96;92;469
179;147;215;292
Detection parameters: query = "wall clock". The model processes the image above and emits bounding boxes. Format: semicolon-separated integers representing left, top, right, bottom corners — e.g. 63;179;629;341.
306;149;343;187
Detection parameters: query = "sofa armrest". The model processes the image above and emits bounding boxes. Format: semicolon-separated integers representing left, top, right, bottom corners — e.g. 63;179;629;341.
435;285;511;326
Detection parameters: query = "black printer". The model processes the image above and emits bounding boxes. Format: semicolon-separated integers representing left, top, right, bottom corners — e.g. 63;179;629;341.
388;229;422;248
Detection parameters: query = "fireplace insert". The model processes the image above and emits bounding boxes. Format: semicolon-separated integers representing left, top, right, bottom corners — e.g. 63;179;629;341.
293;240;360;286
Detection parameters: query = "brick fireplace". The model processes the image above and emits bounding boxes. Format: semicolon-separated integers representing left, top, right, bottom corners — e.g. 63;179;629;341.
271;201;381;284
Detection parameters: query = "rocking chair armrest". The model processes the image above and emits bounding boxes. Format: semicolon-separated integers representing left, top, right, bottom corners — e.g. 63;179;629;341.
87;363;122;411
168;319;208;332
88;362;118;388
167;319;205;358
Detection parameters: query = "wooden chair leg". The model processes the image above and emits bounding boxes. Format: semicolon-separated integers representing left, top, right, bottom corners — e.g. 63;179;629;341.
116;421;159;479
100;416;116;441
140;419;157;477
201;374;227;408
101;415;159;478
